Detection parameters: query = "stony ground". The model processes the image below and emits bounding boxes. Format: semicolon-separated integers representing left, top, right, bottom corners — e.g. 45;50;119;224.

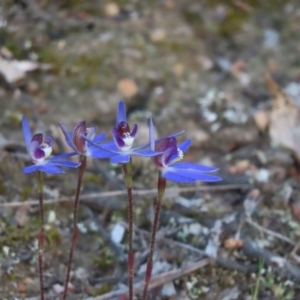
1;1;300;299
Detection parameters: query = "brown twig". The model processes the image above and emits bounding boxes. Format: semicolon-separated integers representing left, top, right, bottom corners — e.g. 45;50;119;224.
0;184;249;208
89;258;210;300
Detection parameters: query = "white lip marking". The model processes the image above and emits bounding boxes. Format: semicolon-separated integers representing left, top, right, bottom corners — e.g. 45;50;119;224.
35;143;52;163
177;148;183;159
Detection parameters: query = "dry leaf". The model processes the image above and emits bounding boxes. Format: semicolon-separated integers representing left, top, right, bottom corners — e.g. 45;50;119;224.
205;220;222;258
172;63;185;76
18;282;27;293
244;189;260;217
1;47;13;58
161;282;176;297
270;256;286;268
0;51;39;83
150;28;166;42
229;160;251;174
266;73;300;161
15;204;30;227
104;2;120;17
164;0;175;10
53;283;64;294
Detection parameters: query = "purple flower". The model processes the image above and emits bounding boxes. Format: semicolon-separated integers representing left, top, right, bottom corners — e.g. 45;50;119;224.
22;116;79;174
83;101;161;164
149;119;221;183
59;120;112;159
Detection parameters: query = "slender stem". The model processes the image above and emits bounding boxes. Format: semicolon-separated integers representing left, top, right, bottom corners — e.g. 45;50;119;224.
63;155;86;300
122;160;134;300
142;172;166;300
37;171;45;300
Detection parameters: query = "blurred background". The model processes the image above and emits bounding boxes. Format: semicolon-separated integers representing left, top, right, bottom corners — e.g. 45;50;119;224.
1;0;300;299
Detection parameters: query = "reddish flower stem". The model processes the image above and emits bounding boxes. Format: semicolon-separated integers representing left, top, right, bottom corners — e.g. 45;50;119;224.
122;160;134;300
142;172;166;300
37;171;45;300
63;155;86;300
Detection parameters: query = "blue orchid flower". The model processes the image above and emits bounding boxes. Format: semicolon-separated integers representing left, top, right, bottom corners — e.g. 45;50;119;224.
82;101;162;164
22;116;79;174
149;118;221;183
59;120;113;159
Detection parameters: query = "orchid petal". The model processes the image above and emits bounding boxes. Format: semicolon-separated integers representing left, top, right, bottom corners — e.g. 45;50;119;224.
30;140;45;161
173;162;219;172
86;126;96;139
101;141;118;151
88;146;116;159
149;117;155;151
112;128;125;148
167;167;222;182
178;139;192;153
81;136;119;155
73;121;86;154
59;122;77;151
111;154;130;164
31;133;43;145
67;131;74;141
133;149;161;157
155;130;185;142
116;101;126;126
162;145;178;166
162;170;196;183
37;164;65;174
130;124;138;137
133;143;150;151
23;164;39;174
93;133;106;143
48;160;79;168
44;136;54;147
22;116;32;154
